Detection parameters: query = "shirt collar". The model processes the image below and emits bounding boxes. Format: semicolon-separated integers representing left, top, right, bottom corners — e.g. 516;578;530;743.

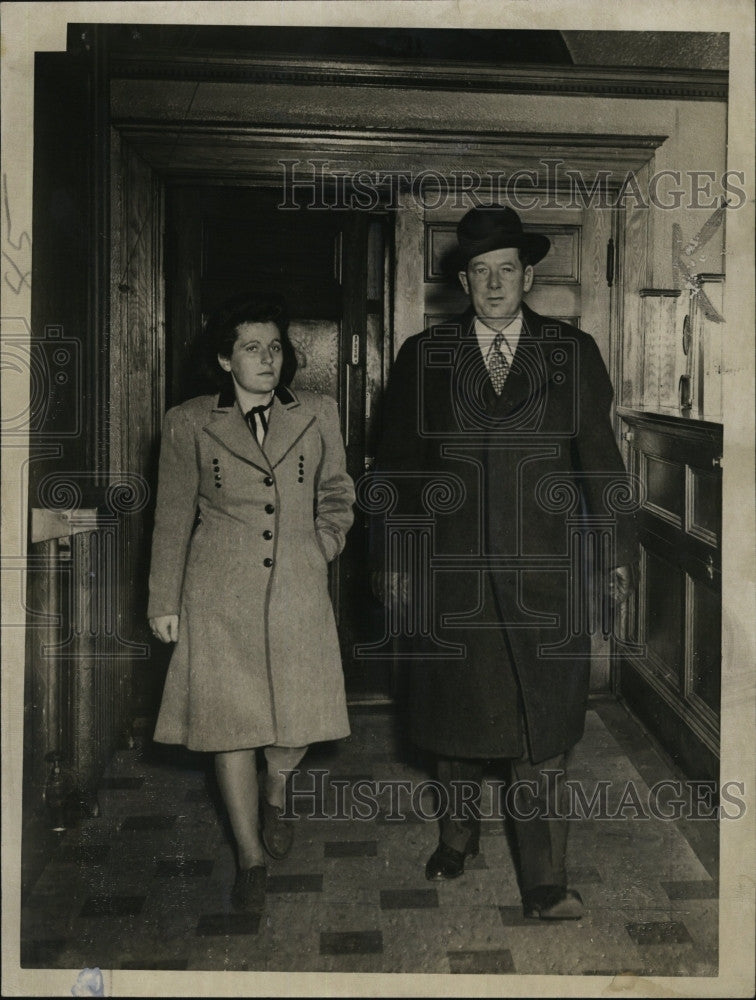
474;310;523;360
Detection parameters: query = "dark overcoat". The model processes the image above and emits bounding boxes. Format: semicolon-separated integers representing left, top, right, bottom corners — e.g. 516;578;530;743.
148;384;354;752
374;303;637;763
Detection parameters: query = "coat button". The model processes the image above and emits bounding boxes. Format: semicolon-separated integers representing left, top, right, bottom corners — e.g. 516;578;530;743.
263;557;273;568
265;503;275;514
264;476;273;487
262;530;273;540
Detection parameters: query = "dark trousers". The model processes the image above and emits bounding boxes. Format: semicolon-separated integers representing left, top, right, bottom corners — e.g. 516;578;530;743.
436;744;571;893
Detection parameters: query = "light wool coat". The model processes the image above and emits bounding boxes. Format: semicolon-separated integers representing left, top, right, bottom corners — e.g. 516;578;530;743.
148;383;354;752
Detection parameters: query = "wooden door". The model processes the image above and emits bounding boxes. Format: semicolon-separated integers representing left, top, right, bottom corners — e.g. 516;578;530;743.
165;186;394;702
421;203;616;369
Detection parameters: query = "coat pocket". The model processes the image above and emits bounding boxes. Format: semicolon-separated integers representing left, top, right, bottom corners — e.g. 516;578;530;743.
303;531;328;573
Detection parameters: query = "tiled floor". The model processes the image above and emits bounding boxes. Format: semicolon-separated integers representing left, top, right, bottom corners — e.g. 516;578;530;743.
21;698;718;976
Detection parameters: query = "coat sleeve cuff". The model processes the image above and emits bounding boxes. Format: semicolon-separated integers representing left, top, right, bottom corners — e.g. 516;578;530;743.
316;526;342;562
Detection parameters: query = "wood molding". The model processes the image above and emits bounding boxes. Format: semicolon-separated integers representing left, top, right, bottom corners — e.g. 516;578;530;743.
109;53;728;102
113;121;666;182
114;122;667;152
617;406;724;436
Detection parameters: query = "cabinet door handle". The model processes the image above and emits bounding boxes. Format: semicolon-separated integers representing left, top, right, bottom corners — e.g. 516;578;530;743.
706;555;715;581
712;455;723;469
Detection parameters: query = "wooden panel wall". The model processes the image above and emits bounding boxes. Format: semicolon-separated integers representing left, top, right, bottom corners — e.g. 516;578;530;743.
110;136;166;712
618;409;722;779
618;161;652;409
30;53;96;496
579;205;612;370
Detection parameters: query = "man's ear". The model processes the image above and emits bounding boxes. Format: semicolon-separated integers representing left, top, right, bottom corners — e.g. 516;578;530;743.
218;353;232;372
523;265;534;293
458;270;470;296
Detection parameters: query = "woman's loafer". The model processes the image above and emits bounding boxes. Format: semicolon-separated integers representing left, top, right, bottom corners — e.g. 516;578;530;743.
261;798;295;860
522;885;583;920
231;865;267;913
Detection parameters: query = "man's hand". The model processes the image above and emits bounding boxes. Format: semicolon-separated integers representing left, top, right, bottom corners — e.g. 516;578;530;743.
608;565;634;605
149;614;179;643
371;571;409;607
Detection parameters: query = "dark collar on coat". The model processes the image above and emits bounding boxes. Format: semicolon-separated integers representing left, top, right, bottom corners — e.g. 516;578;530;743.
215;380;298;410
206;381;311;472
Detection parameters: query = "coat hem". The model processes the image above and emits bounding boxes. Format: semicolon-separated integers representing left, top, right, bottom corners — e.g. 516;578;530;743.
153;726;352;754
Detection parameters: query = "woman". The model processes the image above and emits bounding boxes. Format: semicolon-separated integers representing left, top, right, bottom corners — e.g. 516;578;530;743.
147;293;354;914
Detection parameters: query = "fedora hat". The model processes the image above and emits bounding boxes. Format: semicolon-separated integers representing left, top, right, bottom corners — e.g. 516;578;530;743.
455;205;550;269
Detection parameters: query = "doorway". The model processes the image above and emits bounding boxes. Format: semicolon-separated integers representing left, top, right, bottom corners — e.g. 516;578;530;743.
164;185;394;702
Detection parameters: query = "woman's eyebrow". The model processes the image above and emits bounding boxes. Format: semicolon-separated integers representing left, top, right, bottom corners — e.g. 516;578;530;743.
237;335;282;348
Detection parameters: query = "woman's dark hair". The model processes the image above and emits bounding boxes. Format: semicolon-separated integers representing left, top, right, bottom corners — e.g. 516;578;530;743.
204;292;298;387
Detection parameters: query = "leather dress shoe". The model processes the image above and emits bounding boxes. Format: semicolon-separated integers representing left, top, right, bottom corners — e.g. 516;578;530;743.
231;865;266;913
261;798;295;860
522;885;583;920
425;838;480;881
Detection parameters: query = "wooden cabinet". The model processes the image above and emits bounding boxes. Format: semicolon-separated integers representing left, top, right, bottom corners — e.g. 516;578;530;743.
616;408;722;779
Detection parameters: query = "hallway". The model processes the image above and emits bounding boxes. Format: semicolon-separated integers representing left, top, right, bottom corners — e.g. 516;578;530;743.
20;697;718;978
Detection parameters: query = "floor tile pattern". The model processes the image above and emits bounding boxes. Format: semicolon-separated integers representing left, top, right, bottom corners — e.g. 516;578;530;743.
20;701;718;975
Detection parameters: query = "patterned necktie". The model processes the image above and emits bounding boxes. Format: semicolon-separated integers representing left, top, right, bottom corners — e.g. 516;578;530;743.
488;331;510;395
245;399;273;446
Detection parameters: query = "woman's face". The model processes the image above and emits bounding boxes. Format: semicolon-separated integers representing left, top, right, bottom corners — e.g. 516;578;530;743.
218;321;284;396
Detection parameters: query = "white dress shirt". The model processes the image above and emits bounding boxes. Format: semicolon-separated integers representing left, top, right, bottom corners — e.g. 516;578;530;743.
473;311;523;385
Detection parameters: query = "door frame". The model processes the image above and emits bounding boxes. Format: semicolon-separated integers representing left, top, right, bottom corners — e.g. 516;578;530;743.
109;119;661;470
109;122;661;705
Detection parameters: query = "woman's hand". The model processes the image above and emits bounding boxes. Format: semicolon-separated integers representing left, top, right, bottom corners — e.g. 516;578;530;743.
149;615;179;643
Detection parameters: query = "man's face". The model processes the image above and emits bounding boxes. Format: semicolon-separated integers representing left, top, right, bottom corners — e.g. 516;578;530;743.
458;246;534;328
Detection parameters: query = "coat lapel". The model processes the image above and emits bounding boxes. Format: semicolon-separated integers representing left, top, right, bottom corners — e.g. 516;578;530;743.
448;306;550;424
203;383;316;472
490;303;552;421
447;309;500;428
263;386;316;469
447;304;558;428
203;394;271;473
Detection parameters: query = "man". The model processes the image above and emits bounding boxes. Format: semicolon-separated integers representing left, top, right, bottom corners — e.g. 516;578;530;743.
373;205;636;920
